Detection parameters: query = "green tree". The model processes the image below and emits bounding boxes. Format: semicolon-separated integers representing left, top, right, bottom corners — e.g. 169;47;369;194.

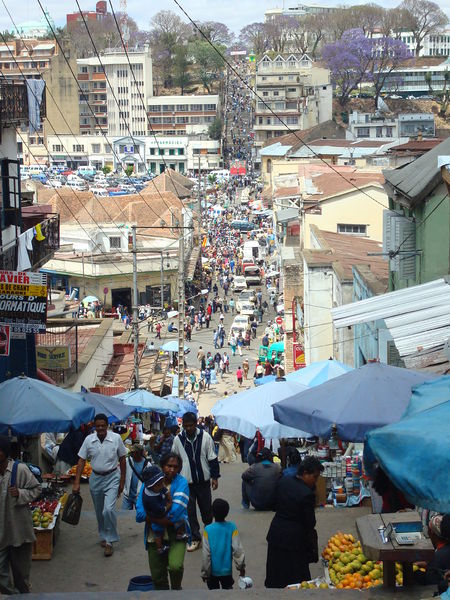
172;46;191;95
125;165;134;177
102;165;112;175
208;117;223;140
189;40;225;93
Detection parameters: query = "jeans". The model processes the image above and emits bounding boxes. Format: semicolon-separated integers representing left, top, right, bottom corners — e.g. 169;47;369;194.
89;471;120;543
0;543;32;594
188;481;213;541
147;526;186;590
206;574;234;589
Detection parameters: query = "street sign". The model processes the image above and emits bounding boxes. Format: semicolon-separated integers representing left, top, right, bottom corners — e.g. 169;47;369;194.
276;316;283;326
103;287;109;295
293;342;305;370
36;345;71;369
0;270;48;333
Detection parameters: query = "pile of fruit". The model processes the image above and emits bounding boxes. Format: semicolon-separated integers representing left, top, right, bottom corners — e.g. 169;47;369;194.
67;462;92;478
322;532;383;589
30;500;58;529
294;581;329;589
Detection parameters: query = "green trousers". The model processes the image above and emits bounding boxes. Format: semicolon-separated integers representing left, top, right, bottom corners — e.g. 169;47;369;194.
147;526;186;590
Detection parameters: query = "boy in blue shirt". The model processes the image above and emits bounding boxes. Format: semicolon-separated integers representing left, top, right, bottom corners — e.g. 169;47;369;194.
201;498;246;589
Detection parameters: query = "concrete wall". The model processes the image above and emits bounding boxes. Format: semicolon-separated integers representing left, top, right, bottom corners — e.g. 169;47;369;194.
303;261;334;364
304;185;388;248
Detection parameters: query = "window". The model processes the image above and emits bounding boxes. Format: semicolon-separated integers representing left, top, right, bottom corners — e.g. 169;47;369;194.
337;224;367;235
278;76;284;81
273;91;279;96
73;145;84;152
286;116;298;124
169;148;175;156
190;104;202;111
158;149;164;156
109;236;122;250
104;144;112;153
258;116;263;124
386;126;393;137
176;104;188;111
150;148;155;155
263;91;269;96
80;66;88;73
92;144;100;153
52;144;62;152
376;126;383;138
177;148;184;155
287;87;296;92
204;104;216;111
356;127;370;138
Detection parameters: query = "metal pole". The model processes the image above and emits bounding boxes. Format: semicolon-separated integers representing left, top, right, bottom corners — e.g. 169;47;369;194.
197;154;201;246
132;226;139;389
81;252;86;297
160;252;164;310
177;232;185;398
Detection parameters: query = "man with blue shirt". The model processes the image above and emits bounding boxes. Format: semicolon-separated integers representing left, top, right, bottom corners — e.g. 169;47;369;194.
201;499;245;589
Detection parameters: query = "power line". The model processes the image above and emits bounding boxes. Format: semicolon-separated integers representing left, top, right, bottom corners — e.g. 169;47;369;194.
36;0;182;228
108;0;197;209
172;0;412;222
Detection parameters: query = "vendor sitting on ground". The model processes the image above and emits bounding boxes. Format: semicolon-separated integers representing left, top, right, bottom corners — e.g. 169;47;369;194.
414;514;450;594
167;322;178;333
241;448;281;511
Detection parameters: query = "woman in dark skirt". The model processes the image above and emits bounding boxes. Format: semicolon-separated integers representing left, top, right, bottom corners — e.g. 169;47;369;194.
265;457;324;588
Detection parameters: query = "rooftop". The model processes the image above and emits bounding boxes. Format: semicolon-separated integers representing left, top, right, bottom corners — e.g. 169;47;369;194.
303;225;388;283
305;171;385;202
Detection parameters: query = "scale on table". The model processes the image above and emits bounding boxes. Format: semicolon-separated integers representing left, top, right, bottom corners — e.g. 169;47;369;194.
384;521;423;545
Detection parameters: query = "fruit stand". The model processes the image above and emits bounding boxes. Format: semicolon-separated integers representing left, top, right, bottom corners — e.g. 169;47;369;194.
31;499;62;560
356;511;434;589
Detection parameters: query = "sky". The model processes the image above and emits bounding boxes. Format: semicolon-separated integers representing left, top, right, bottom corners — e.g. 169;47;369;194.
2;0;450;36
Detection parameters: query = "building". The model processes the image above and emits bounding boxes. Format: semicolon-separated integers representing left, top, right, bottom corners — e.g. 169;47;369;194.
302;226;388;365
347;111;435;140
381;61;449;97
399;30;450;57
77;46;153;137
147;95;220;136
254;54;332;150
265;3;336;21
0;78;60;381
382;137;450;291
66;1;108;28
13;12;54;39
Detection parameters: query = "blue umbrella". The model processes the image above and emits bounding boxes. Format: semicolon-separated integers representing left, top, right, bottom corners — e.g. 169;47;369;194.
366;377;450;512
254;359;353;387
160;341;190;353
77;388;135;424
114;389;178;414
211;379;311;439
0;376;95;435
254;374;276;386
402;375;450;418
163;395;198;418
81;295;98;305
273;361;438;441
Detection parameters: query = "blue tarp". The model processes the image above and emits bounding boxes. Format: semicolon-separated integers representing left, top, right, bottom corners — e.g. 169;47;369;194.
254;359;352;387
366;376;450;513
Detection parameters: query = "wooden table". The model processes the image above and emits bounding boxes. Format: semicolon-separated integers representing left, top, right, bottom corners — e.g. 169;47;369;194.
356;511;434;589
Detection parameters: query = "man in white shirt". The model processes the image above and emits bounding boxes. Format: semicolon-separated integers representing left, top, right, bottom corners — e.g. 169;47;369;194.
73;414;127;557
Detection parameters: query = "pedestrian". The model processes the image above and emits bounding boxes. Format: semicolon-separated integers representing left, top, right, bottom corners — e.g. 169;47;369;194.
197;347;206;370
242;358;249;380
237;333;244;356
230;334;237;357
236;366;243;386
136;453;190;590
241;448;281;511
201;499;246;590
73;414;127;557
204;367;211;390
171;413;220;552
213;329;219;349
205;313;211;329
229;298;235;314
255;361;264;379
189;371;197;393
122;444;150;510
223;352;230;373
251;320;257;339
265;457;324;588
0;436;42;594
155;322;162;339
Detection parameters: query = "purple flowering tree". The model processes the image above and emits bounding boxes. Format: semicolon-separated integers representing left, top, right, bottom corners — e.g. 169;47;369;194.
323;28;412;108
322;29;373;107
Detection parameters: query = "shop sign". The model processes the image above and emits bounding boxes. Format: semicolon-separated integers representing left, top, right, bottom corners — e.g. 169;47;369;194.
36;345;71;369
0;325;11;356
0;270;48;333
293;342;305;370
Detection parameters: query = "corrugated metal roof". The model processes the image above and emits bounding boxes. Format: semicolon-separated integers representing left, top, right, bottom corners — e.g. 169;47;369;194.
259;143;292;157
33;43;55;51
383;138;450;205
331;278;450;370
276;207;299;223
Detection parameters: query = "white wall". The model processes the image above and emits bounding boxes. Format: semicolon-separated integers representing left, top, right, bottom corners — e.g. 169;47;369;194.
303;261;334;364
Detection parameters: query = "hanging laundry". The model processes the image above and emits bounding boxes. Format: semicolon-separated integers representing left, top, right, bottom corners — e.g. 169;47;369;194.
26;79;45;135
17;232;31;271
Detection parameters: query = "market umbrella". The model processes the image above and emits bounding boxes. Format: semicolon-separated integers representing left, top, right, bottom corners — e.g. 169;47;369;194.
81;295;98;305
254;358;353;387
273;361;437;442
365;377;450;512
114;389;178;414
160;341;190;353
0;376;95;435
167;310;179;319
163;395;198;418
402;375;450;418
211;378;311;439
77;387;135;424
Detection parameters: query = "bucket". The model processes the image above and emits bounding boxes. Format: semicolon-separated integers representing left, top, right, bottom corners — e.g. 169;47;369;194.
127;576;154;592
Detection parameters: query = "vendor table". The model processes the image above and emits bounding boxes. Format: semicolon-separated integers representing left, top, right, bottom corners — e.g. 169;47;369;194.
356;511;434;589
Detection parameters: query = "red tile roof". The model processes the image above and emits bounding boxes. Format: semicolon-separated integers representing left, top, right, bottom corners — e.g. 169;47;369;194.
306;171;385;201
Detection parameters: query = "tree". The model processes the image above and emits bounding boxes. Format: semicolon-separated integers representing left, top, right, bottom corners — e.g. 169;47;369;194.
370;36;411;108
172;46;191;94
208;117;223;140
189;39;225;93
125;165;134;177
239;22;268;56
322;29;373;106
194;21;233;46
425;69;450;118
264;15;299;53
301;13;327;58
66;13;140;57
380;7;411;38
400;0;448;56
149;10;191;88
102;165;112;175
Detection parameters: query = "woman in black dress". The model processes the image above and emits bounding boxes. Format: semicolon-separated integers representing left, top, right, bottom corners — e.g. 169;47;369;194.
265;456;324;588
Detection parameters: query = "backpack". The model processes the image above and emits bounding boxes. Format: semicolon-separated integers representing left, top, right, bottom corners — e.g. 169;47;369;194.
11;460;42;486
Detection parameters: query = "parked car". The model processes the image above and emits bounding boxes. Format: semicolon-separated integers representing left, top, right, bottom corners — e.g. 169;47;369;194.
239;302;258;317
232;275;247;292
236;290;256;312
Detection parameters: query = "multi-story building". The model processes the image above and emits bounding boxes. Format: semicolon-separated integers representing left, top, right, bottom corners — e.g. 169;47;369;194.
264;3;336;21
253;54;332;151
77;46;153;137
381;61;449;97
66;1;108;29
399;30;450;57
347;111;435;140
147;95;220;137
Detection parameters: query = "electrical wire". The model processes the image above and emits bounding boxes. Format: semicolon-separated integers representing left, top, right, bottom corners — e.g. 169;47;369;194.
172;0;413;222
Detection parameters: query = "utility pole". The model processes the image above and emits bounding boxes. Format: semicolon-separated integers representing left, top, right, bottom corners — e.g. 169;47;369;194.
131;225;139;389
177;230;185;398
197;154;201;246
160;252;164;310
81;252;86;297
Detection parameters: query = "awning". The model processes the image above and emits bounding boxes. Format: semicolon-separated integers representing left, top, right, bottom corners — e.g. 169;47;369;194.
331;278;450;371
275;207;298;224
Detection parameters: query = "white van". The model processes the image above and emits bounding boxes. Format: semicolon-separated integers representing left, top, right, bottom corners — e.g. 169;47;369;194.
77;165;97;177
24;164;47;176
67;181;87;192
243;240;262;263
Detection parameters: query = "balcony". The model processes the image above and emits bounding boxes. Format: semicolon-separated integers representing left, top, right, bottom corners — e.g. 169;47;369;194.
0;214;60;271
0;79;46;127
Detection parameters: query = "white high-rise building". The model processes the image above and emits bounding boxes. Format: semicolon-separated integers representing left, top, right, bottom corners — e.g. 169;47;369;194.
77;45;153;137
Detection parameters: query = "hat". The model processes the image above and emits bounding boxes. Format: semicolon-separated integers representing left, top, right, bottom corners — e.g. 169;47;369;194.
429;514;447;539
142;465;164;488
129;443;144;454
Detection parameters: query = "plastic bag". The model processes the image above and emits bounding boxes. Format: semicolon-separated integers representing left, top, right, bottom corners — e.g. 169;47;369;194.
62;493;83;525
